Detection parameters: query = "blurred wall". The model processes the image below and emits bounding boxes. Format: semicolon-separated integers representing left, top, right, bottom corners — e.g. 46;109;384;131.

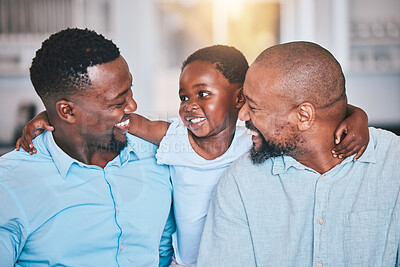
0;0;399;151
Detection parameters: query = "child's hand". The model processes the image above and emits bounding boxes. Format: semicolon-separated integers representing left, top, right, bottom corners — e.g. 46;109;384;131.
332;105;369;161
15;111;54;154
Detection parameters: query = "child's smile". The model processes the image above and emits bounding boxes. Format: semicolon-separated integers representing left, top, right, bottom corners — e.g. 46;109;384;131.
185;116;206;132
183;109;208;135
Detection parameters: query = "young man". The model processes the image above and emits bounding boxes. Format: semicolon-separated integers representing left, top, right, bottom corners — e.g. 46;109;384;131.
0;28;174;266
197;41;400;266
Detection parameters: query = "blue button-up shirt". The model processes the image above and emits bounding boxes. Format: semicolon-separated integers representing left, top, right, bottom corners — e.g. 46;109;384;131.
198;127;400;267
0;131;174;266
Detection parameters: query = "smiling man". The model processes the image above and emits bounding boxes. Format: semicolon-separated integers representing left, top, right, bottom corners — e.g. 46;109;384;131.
0;28;174;266
197;41;400;266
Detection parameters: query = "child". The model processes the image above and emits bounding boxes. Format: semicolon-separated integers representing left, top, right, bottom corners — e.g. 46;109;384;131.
17;45;369;266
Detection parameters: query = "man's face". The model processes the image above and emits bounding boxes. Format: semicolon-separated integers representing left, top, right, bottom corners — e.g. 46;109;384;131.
239;64;301;164
75;56;137;152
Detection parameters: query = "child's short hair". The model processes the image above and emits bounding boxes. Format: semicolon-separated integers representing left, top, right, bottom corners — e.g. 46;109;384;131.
181;45;249;85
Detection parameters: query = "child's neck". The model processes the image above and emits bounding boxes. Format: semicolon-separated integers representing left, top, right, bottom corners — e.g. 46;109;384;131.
188;125;236;160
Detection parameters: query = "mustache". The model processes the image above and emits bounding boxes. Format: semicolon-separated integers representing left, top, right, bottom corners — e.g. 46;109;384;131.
245;120;261;134
116;114;132;125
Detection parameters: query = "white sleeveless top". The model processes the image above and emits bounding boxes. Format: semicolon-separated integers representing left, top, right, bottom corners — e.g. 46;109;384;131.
156;118;252;266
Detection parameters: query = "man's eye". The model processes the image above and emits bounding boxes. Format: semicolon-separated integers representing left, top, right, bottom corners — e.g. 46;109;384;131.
180;95;188;101
198;91;210;98
116;101;126;107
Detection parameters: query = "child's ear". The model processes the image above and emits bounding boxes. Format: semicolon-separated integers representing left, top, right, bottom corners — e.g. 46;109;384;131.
56;100;76;123
235;87;245;109
296;102;315;131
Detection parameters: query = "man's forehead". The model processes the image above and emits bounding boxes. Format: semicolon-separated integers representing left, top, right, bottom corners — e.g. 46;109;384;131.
243;66;265;98
246;63;282;88
86;57;131;89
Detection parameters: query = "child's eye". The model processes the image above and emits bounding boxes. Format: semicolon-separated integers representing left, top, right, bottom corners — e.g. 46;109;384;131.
198;91;210;98
180;95;188;101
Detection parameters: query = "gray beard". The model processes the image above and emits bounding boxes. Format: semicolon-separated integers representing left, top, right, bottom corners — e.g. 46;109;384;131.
246;121;298;164
249;135;299;164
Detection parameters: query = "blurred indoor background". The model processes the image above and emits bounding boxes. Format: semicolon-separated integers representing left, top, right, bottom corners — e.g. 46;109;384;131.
0;0;399;154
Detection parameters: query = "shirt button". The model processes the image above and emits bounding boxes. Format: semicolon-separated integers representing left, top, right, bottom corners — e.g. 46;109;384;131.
317;218;324;225
116;206;120;212
104;168;108;173
120;243;124;250
321;175;326;181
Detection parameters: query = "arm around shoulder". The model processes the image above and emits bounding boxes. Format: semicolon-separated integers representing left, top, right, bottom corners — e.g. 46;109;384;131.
197;171;256;267
332;104;369;160
128;114;170;146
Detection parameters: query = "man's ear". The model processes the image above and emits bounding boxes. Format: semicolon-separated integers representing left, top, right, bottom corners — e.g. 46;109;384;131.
296;102;315;131
55;100;76;123
235;87;245;109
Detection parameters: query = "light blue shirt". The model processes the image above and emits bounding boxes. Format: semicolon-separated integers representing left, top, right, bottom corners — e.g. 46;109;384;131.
198;127;400;267
156;118;252;266
0;131;174;266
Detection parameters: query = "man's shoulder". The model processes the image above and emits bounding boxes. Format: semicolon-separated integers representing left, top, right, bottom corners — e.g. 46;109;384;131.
0;136;52;179
216;153;279;202
369;127;400;145
225;152;275;182
229;152;253;169
0;150;28;178
126;133;170;172
368;127;400;158
126;133;158;158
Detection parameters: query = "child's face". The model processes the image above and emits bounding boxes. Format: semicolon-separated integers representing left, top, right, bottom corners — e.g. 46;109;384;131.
179;60;241;138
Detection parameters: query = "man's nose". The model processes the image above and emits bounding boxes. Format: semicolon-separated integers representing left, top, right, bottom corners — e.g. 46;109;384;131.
238;103;250;121
125;97;137;114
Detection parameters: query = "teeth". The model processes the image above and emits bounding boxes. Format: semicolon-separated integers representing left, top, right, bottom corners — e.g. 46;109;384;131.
116;119;130;127
249;130;259;136
189;117;206;124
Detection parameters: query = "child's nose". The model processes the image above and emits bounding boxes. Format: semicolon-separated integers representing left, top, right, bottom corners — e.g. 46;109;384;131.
185;101;199;112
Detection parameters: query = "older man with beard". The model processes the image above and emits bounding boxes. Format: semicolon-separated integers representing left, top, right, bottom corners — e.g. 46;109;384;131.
197;41;400;267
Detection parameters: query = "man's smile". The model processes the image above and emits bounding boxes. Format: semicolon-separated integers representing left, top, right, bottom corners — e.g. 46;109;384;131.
114;117;130;133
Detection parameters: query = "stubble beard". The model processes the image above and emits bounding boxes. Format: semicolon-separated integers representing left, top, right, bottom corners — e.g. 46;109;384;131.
86;127;128;153
108;129;128;152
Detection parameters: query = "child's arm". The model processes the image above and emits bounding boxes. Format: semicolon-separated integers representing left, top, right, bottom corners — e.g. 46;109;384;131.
332;104;369;161
128;113;170;146
16;111;54;154
16;111;170;154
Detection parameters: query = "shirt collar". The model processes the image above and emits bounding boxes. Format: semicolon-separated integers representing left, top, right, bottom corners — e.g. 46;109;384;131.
352;129;377;164
272;134;377;175
43;131;78;179
272;155;306;175
118;138;139;167
43;131;139;179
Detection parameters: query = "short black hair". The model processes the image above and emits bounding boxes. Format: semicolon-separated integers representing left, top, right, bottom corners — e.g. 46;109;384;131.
181;45;249;85
30;28;120;100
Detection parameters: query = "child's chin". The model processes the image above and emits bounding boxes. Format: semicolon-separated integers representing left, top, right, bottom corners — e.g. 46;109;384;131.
188;128;208;138
188;124;206;135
